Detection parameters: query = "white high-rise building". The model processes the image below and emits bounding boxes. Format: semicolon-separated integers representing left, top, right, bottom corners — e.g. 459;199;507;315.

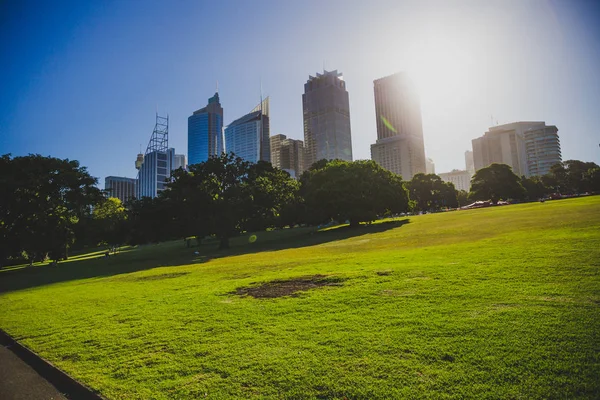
472;121;556;177
524;125;561;177
472;121;562;177
137;114;177;198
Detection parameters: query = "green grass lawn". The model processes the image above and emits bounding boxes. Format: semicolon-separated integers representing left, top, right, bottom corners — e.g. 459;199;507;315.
1;197;599;399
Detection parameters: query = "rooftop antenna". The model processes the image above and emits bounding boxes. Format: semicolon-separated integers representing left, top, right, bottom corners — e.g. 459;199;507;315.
216;80;219;94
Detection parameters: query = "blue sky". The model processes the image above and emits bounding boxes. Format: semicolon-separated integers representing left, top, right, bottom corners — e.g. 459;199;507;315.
1;0;599;187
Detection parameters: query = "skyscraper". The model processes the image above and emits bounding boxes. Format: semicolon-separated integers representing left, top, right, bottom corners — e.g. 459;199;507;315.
224;97;270;163
524;125;561;177
104;176;136;204
188;92;223;166
471;121;558;177
370;73;426;180
137;114;176;198
302;70;352;168
270;134;305;178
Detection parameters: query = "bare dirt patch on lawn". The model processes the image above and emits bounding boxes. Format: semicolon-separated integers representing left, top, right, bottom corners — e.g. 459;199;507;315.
232;275;345;299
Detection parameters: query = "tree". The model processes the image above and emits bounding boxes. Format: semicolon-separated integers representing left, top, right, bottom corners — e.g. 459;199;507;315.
547;160;600;194
456;190;470;207
520;176;550;200
127;196;173;245
469;163;525;203
243;161;300;231
0;154;102;265
407;173;458;211
92;197;128;249
166;153;298;249
301;159;409;227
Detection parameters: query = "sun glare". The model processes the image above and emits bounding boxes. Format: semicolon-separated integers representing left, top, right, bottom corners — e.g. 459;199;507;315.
404;36;477;113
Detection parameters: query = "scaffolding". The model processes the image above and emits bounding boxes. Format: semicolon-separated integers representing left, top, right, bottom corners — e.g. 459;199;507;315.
136;113;169;199
145;113;169;154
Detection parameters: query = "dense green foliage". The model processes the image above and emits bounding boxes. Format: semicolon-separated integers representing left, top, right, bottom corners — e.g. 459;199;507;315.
300;159;409;226
2;152;597;267
545;160;600;194
0;197;598;399
470;163;526;203
407;173;458;211
0;154;102;265
166;153;298;249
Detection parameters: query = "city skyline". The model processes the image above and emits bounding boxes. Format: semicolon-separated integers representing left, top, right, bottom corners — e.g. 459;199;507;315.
1;1;600;188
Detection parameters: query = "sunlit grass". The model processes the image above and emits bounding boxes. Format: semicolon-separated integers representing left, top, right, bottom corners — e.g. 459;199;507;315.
0;197;599;399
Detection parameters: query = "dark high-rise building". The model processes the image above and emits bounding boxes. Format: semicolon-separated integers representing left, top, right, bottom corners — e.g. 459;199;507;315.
370;73;426;180
188;92;223;166
224;97;270;163
302;70;352;168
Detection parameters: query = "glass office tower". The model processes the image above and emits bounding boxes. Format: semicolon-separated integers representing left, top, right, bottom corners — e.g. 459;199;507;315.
224;97;270;163
188;92;223;166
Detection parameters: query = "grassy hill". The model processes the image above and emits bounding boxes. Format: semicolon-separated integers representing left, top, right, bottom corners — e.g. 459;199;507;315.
1;197;599;399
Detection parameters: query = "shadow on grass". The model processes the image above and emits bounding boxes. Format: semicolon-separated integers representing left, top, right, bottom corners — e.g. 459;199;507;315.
0;219;409;294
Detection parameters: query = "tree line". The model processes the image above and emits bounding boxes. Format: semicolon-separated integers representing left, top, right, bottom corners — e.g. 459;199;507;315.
1;153;598;266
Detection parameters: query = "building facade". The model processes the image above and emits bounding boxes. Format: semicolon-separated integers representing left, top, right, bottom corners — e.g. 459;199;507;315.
465;150;475;175
426;158;435;174
173;154;187;170
224;98;270;163
137;148;175;198
524;125;561;177
370;72;426;180
438;169;472;192
270;134;305;178
472;121;559;177
303;70;352;168
188;92;223;166
104;176;136;204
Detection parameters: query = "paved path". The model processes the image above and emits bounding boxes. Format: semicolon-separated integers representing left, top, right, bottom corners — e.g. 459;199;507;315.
0;343;67;400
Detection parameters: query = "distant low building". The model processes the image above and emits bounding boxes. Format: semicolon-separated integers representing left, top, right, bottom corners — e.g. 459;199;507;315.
438;169;471;192
173;154;187;170
270;134;305;178
105;176;136;204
